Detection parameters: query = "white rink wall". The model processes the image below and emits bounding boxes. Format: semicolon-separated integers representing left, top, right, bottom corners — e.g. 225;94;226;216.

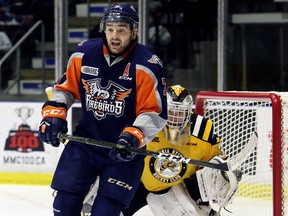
0;102;65;184
0;101;79;184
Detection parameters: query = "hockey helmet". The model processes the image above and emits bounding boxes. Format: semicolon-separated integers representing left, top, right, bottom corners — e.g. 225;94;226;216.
165;85;193;143
100;4;139;32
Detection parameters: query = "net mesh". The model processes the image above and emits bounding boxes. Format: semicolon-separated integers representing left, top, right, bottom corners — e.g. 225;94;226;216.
196;92;288;216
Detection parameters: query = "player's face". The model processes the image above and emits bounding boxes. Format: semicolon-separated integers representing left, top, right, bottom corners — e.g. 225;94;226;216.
105;22;136;55
167;109;186;126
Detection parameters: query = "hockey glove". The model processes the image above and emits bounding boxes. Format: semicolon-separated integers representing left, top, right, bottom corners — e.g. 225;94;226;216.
39;101;68;147
109;126;144;162
196;156;242;207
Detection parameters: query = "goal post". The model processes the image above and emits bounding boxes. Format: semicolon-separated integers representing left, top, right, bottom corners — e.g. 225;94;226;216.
195;91;288;216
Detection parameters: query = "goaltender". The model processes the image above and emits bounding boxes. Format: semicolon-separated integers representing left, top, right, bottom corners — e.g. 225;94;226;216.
83;85;241;216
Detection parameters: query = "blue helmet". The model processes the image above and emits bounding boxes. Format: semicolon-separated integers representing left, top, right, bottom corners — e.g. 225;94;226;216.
99;4;139;32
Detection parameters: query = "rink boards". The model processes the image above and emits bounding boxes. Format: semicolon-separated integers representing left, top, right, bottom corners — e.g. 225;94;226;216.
0;101;78;185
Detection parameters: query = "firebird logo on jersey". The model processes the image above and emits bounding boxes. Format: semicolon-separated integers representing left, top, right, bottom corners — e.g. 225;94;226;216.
82;78;132;120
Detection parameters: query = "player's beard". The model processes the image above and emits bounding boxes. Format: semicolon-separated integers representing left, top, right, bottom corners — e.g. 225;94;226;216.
104;37;137;57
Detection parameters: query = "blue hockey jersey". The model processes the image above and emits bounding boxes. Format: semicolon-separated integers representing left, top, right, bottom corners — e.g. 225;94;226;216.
52;38;167;146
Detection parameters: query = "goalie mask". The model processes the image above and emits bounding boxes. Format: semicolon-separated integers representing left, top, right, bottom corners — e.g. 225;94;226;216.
165;85;193;144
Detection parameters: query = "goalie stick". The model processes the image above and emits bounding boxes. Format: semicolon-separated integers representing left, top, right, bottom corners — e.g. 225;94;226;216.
227;131;258;170
57;131;258;171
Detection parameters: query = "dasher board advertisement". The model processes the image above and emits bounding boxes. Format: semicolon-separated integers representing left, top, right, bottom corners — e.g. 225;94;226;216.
0;102;64;184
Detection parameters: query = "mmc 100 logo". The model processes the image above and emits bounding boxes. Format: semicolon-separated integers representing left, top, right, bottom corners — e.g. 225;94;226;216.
4;107;44;153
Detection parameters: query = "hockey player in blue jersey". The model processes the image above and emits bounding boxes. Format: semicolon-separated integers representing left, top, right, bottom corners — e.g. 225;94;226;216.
38;3;167;216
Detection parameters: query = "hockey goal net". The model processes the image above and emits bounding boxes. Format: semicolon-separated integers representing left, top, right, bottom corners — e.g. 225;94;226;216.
195;91;288;216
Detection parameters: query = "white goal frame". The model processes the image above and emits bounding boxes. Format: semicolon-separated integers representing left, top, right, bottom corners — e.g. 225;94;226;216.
195;91;288;216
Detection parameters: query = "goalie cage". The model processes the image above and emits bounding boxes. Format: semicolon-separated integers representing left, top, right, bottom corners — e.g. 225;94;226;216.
195;91;288;216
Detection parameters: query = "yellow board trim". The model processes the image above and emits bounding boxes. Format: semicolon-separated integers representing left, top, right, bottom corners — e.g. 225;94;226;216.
0;172;53;185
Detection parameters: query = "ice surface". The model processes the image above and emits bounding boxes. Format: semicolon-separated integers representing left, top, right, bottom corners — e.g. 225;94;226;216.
1;184;273;216
0;184;153;216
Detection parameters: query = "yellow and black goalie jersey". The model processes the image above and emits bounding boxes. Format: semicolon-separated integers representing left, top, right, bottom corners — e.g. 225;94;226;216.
141;113;222;192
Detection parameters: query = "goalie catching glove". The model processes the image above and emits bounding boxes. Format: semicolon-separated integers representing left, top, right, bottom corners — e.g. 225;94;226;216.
109;126;144;162
196;156;242;207
39;101;68;147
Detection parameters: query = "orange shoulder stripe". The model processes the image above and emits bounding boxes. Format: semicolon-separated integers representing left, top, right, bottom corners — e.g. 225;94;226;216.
135;65;162;116
55;55;82;101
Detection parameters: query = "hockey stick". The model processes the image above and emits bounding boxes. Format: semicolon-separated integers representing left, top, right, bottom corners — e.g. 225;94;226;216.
57;133;230;171
57;132;257;171
228;131;258;170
